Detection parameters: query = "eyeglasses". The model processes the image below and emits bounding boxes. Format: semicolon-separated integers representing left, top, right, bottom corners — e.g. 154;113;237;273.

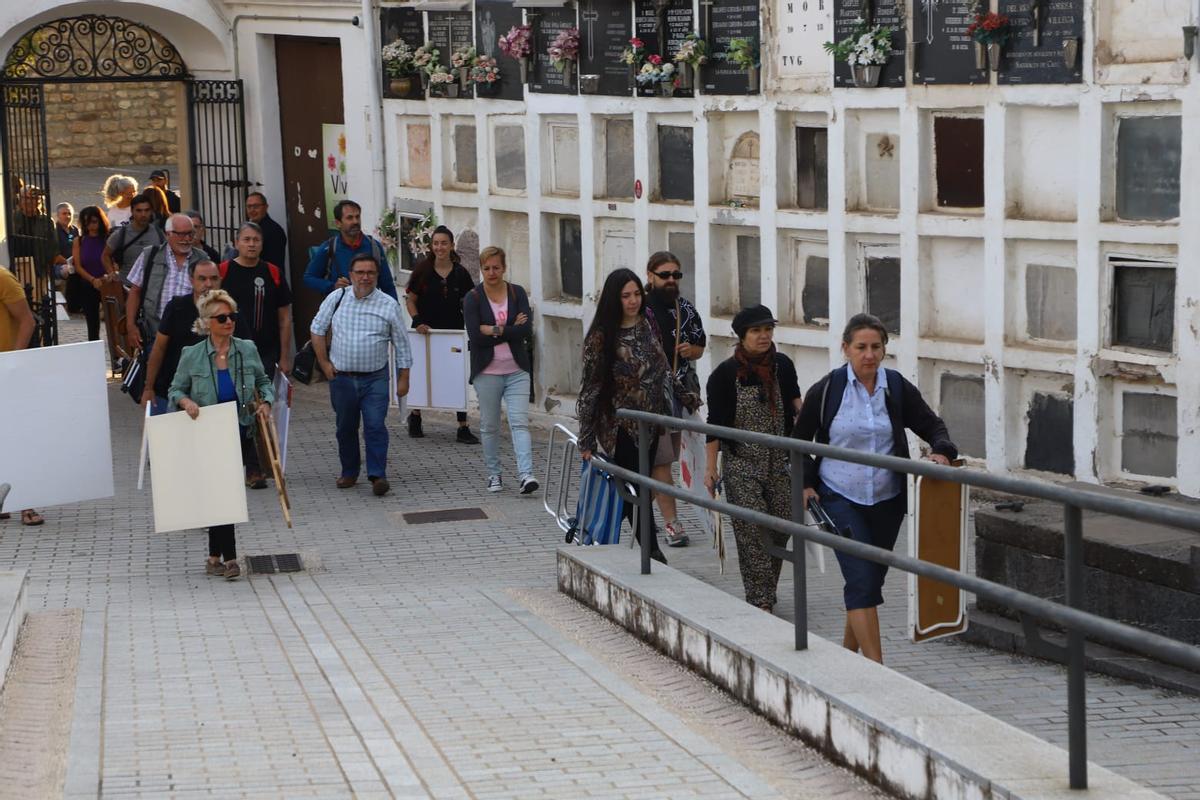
653;270;684;281
170;230;194;239
246;203;265;209
351;270;378;277
210;313;239;323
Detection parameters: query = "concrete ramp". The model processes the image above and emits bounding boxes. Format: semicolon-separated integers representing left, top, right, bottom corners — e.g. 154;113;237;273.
0;571;27;691
558;546;1164;800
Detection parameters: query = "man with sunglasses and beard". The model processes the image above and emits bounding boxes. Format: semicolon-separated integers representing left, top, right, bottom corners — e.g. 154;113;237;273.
643;251;707;548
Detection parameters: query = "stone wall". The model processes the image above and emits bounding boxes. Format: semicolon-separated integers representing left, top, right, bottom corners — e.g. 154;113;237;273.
42;82;180;168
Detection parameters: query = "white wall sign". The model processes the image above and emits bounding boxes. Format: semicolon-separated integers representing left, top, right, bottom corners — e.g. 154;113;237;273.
776;0;832;80
146;401;248;533
322;123;349;229
0;341;114;510
406;329;469;412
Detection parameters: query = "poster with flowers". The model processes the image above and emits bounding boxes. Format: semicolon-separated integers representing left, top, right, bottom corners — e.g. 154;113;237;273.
322;124;349;229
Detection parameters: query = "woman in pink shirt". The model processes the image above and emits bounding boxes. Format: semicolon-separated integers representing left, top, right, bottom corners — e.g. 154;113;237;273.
463;246;536;494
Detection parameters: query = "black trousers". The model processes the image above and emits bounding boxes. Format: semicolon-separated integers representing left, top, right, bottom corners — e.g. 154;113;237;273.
78;281;100;341
613;428;660;550
208;429;259;561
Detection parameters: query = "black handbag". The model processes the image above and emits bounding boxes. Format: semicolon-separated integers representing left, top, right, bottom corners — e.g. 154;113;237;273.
120;347;148;404
291;341;317;385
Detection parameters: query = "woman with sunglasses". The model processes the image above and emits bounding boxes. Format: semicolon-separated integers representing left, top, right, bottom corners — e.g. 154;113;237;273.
169;289;274;581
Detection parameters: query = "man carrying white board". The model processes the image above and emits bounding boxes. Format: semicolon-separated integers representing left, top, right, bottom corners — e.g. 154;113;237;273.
0;265;42;526
310;253;412;497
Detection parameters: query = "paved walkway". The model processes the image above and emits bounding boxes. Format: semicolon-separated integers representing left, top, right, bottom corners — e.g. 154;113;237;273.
0;319;881;799
0;317;1196;798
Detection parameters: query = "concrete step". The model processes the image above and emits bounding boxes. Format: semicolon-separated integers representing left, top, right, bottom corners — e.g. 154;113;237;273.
0;571;28;692
558;546;1165;800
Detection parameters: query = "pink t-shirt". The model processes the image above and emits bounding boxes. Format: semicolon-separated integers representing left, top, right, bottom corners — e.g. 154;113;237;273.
481;297;520;375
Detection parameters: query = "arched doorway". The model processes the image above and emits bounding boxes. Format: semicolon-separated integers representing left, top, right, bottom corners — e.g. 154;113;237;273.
1;14;246;346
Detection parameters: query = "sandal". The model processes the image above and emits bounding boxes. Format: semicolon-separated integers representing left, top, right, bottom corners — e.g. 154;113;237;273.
20;509;44;526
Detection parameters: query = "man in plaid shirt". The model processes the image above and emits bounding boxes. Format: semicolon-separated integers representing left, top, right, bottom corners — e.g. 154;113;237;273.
310;253;413;497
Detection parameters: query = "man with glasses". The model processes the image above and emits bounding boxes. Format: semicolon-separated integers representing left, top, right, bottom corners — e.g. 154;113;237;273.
245;192;289;275
644;251;707;548
125;213;206;350
310;253;412;498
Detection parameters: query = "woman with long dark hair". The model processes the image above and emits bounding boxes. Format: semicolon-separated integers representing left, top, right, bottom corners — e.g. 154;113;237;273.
403;225;479;443
577;268;700;563
70;205;111;342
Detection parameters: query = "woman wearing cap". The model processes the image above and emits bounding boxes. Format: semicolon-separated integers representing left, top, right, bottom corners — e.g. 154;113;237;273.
703;305;803;611
793;312;956;663
578;268;701;564
169;289;274;581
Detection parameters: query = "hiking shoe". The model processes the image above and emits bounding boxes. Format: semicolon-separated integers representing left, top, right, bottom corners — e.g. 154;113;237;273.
205;560;224;576
408;413;424;438
223;561;241;581
246;470;268;490
456;426;480;444
335;476;357;489
487;475;503;493
664;521;689;548
519;475;539;495
370;477;390;497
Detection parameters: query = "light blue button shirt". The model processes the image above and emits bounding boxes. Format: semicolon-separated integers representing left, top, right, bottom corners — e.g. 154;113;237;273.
819;364;902;505
310;287;413;373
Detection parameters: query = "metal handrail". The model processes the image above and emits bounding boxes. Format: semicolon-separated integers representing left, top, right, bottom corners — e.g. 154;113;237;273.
573;408;1200;790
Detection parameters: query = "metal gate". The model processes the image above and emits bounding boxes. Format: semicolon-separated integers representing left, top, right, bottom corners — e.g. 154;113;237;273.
187;80;251;256
0;82;54;346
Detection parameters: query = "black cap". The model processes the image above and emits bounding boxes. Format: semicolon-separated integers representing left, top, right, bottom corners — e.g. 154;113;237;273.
731;304;777;338
148;169;168;180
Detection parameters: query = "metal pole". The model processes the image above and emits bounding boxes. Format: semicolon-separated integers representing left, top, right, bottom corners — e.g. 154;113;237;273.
638;419;653;574
1064;503;1087;789
790;457;808;650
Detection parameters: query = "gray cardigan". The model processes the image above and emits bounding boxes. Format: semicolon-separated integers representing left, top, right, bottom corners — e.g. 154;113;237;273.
462;282;533;384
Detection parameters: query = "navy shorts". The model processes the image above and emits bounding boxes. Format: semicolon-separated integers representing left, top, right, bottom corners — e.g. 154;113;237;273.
818;484;906;611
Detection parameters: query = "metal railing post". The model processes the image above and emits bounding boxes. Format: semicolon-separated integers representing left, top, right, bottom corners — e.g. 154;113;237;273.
638;419;653;574
1064;503;1088;789
790;456;808;650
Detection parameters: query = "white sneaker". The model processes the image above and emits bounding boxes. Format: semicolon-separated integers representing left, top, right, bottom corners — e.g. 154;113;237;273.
487;475;503;492
519;475;540;495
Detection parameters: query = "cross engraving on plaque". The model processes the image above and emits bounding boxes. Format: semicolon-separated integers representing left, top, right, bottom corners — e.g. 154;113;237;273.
922;0;940;45
582;3;600;60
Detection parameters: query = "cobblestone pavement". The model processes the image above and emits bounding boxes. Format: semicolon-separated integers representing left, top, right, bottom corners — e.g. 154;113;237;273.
0;318;879;799
2;318;1196;798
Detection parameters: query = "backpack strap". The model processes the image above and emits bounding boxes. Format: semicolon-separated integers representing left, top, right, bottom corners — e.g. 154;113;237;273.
819;367;848;435
324;236;339;281
265;262;282;287
218;259;230;280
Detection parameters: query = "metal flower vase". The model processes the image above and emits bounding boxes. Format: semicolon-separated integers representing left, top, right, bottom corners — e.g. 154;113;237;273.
851;64;882;87
974;42;985;70
747;65;758;92
987;43;1002;72
389;76;414;97
579;74;600;94
658;80;675;97
458;69;470;92
561;60;574;85
677;62;693;90
519;57;529;84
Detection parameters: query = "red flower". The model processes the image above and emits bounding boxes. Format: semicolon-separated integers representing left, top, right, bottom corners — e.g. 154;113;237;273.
327;155;336;171
648;53;662;65
629;37;644;48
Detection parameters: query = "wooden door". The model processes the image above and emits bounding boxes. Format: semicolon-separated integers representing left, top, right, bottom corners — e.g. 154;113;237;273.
275;37;344;343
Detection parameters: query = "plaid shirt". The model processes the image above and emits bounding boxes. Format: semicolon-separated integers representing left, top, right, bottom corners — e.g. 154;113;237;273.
310;287;413;373
128;245;193;317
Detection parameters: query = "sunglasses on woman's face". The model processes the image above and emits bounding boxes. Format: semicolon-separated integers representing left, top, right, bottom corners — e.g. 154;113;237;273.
211;313;239;323
653;270;684;281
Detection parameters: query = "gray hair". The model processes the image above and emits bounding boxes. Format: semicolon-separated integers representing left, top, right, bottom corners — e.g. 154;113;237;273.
55;202;75;216
237;221;263;237
102;174;137;205
164;213;194;233
184;209;205;224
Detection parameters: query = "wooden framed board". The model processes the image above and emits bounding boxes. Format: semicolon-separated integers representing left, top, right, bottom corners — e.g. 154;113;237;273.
405;329;469;412
907;468;969;643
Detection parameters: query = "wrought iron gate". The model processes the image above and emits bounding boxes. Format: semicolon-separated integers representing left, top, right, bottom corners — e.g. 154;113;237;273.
0;82;55;346
188;80;250;257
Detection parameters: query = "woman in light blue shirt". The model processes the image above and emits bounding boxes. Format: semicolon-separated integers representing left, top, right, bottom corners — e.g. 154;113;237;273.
793;313;957;663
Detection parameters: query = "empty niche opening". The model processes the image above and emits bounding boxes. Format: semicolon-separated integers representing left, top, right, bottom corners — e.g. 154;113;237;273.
919;238;985;343
736;235;761;309
404;121;432;188
494;123;526;192
1109;256;1175;352
861;133;900;212
709;227;757;316
543;316;584;398
545;119;580;197
933;115;984;210
1025;392;1074;475
490;211;530;288
939;373;986;459
1121;392;1177;478
555;216;583;301
777;235;828;327
795;127;828;210
1025;263;1077;342
599;117;634;199
1005;106;1078;222
864;251;901;334
452;122;477;186
657;125;694;202
1115;115;1181;222
727;131;761;206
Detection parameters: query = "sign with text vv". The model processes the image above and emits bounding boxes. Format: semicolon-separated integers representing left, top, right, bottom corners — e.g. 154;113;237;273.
322;123;348;229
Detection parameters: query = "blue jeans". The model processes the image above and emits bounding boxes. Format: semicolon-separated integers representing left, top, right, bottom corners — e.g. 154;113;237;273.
473;370;533;478
150;395;171;416
818;483;906;611
329;368;391;479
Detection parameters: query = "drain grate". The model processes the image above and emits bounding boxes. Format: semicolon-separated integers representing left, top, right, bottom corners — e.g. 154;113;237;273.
246;553;304;575
402;507;488;525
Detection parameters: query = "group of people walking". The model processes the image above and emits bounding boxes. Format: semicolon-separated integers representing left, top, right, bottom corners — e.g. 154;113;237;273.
576;257;957;664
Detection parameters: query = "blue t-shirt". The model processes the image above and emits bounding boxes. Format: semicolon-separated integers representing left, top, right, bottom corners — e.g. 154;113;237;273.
216;369;237;404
